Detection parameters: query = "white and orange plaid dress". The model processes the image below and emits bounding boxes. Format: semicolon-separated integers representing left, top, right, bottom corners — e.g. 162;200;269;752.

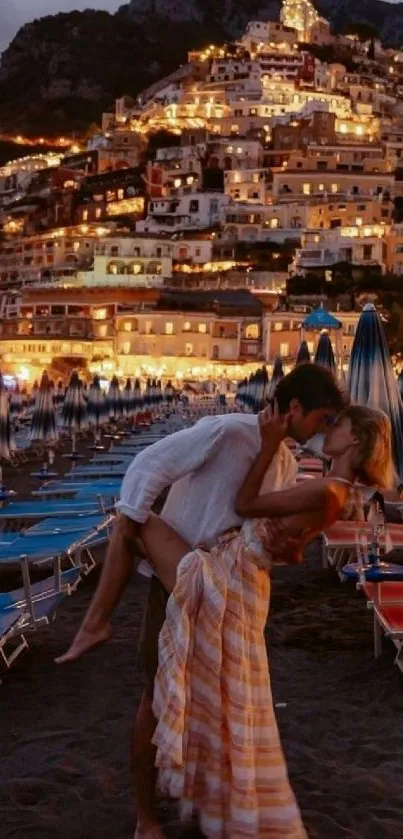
152;519;308;839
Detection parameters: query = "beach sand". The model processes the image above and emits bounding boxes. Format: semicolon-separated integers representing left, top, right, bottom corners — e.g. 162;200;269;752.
1;437;403;838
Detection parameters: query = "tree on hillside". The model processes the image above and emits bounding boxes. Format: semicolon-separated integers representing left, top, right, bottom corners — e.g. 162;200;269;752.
343;21;378;42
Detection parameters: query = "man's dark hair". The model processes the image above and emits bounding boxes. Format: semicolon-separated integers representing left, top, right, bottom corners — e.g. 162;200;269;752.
274;363;344;415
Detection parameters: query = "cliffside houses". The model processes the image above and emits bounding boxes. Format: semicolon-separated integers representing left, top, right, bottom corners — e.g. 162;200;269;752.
2;0;403;382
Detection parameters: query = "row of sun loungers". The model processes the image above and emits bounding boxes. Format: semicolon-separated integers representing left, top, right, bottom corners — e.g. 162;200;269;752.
4;415;403;681
296;453;403;674
0;419;175;682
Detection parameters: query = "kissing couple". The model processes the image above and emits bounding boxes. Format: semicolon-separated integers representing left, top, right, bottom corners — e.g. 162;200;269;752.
58;363;393;839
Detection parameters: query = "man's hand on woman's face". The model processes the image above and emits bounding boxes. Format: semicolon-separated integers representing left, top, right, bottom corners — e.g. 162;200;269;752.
259;401;290;451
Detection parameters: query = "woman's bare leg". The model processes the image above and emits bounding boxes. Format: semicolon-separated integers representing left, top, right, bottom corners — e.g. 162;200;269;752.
139;513;191;594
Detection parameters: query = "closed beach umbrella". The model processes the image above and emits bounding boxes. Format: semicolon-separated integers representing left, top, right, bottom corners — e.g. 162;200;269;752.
315;331;336;372
61;371;87;452
253;367;267;412
123;377;134;418
235;378;245;410
151;378;158;411
398;371;403;400
54;380;65;407
144;378;152;411
87;374;106;428
267;357;284;401
87;374;106;445
29;380;39;408
246;372;256;412
133;378;143;414
164;380;174;405
0;373;15;462
348;303;403;477
10;383;24;420
107;375;123;421
157;379;163;409
296;340;311;366
29;372;58;444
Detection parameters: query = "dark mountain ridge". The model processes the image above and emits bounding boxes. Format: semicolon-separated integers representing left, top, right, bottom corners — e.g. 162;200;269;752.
1;0;403;137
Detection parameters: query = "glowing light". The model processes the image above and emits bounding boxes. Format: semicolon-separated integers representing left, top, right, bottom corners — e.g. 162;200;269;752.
281;0;319;39
17;366;30;381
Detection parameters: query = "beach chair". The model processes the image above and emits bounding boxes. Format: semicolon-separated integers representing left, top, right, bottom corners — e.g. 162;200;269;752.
357;579;403;672
33;479;121;498
324;521;403;571
89;453;133;465
0;525;108;579
64;465;127;479
0;499;112;526
27;513;111;536
297;457;325;474
0;609;28;681
0;565;82;681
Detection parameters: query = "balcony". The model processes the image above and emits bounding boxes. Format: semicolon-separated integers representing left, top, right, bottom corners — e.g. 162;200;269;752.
239;339;263;358
212;332;238;341
30;319;94;339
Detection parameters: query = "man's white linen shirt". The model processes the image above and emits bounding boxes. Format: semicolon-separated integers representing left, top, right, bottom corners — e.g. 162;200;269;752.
117;414;297;575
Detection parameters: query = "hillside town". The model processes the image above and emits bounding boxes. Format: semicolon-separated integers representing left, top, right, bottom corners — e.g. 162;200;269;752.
5;6;403;839
1;0;402;387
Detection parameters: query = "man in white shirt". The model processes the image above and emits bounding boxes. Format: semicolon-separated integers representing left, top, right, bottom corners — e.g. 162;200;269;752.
57;364;344;839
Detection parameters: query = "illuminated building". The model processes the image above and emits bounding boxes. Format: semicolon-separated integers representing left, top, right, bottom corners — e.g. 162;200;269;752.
281;0;319;41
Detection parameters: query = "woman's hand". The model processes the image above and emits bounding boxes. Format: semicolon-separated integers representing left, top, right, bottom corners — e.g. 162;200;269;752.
259;402;290;454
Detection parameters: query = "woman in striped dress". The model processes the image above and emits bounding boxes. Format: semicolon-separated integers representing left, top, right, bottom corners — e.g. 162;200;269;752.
138;405;392;838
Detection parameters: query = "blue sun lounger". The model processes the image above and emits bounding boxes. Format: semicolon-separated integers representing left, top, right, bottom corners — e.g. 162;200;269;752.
0;566;81;680
0;566;81;612
0;610;28;680
64;465;127;479
65;463;127;481
0;530;95;564
0;499;113;520
27;514;111;535
33;479;121;498
89;453;133;465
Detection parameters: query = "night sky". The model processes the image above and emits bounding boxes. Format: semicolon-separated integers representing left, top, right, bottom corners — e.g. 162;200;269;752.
1;1;121;53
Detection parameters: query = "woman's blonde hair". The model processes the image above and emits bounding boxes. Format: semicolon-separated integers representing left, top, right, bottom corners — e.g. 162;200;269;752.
343;405;394;488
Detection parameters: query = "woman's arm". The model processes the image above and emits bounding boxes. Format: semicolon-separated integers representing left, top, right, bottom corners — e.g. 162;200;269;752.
236;478;348;521
236;478;328;518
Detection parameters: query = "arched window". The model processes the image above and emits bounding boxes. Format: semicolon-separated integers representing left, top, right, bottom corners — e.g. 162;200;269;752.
107;261;125;275
245;324;259;339
128;261;143;275
148;260;162;275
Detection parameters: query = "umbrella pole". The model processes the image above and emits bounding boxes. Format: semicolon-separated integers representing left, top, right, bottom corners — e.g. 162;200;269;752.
72;431;76;455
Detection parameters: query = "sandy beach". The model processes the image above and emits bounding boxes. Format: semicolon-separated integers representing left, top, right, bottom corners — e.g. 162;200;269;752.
1;438;403;839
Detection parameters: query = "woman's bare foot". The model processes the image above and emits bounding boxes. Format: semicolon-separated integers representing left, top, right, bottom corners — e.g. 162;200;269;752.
54;621;112;664
134;820;167;838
